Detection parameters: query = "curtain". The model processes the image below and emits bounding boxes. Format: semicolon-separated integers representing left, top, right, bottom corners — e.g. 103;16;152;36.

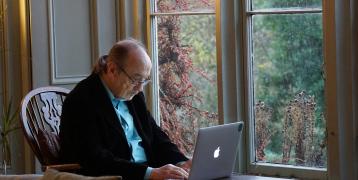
118;0;146;41
334;0;358;179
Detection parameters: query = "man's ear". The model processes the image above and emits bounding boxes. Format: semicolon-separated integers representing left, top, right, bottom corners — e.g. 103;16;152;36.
107;61;117;76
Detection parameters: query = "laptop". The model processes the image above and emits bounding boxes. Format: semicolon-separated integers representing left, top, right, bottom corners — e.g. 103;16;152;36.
188;122;244;180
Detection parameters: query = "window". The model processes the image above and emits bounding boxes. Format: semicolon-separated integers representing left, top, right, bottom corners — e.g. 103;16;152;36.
148;0;327;178
245;0;326;178
149;0;218;157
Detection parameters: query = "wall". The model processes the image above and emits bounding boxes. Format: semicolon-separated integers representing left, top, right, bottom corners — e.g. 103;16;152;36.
0;0;146;174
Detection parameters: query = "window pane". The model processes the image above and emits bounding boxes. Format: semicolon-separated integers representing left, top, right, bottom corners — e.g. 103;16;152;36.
252;14;326;168
157;14;218;156
154;0;215;13
252;0;322;10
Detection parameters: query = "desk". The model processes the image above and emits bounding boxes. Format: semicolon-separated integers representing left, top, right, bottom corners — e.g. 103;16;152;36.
0;171;121;180
0;174;291;180
222;175;294;180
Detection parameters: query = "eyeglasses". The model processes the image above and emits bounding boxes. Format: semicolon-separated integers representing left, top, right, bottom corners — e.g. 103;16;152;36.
117;66;151;86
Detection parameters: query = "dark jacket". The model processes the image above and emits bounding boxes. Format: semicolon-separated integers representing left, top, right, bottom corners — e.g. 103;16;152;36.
59;73;188;179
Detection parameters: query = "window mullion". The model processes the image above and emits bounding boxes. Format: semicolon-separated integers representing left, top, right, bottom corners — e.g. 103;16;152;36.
247;8;322;15
151;11;215;16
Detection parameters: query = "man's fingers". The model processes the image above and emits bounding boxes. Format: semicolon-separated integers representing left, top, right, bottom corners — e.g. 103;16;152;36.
174;166;188;178
167;165;188;179
150;164;189;179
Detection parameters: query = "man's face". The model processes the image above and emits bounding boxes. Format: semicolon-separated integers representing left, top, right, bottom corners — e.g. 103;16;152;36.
108;50;152;100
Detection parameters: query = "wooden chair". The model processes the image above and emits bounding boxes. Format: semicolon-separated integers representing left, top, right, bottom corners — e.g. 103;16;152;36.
20;86;80;171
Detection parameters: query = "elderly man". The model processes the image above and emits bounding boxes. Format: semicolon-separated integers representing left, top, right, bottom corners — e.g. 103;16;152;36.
59;39;191;179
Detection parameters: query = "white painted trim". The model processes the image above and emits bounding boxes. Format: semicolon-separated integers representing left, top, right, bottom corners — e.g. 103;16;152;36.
248;162;326;179
148;0;161;125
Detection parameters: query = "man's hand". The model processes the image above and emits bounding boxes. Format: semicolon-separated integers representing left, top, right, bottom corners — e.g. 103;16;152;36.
149;164;188;180
176;159;192;173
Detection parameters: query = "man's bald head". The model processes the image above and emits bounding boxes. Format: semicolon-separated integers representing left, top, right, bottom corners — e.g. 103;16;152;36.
94;39;150;74
108;39;149;69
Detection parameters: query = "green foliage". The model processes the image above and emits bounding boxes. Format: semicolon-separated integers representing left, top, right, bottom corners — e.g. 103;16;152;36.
180;15;217;115
252;1;326;167
156;0;218;156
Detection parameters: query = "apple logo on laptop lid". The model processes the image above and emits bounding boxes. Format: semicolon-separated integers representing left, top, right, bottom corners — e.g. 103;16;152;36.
213;146;220;158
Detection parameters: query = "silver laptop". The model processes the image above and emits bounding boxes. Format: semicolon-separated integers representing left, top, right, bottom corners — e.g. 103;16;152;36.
188;122;244;180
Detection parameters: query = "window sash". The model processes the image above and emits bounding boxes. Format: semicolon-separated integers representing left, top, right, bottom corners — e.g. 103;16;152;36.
148;0;218;125
247;8;322;15
151;11;215;16
244;0;327;179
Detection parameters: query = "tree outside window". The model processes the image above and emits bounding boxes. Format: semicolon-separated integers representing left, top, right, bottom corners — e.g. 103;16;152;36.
249;0;326;168
151;0;218;156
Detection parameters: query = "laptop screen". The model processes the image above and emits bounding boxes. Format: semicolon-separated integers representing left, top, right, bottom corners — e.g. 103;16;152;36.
188;122;244;180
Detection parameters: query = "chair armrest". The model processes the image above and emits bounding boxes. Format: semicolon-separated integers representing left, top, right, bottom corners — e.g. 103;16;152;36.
43;163;81;172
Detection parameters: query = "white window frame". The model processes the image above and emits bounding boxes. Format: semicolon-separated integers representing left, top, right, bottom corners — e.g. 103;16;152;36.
145;0;335;179
146;0;219;125
242;0;327;179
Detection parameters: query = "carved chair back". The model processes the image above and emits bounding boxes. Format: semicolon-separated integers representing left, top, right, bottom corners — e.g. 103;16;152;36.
20;86;70;166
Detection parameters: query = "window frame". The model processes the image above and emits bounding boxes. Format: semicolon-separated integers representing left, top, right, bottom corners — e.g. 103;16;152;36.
146;0;220;125
242;0;327;179
145;0;331;179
